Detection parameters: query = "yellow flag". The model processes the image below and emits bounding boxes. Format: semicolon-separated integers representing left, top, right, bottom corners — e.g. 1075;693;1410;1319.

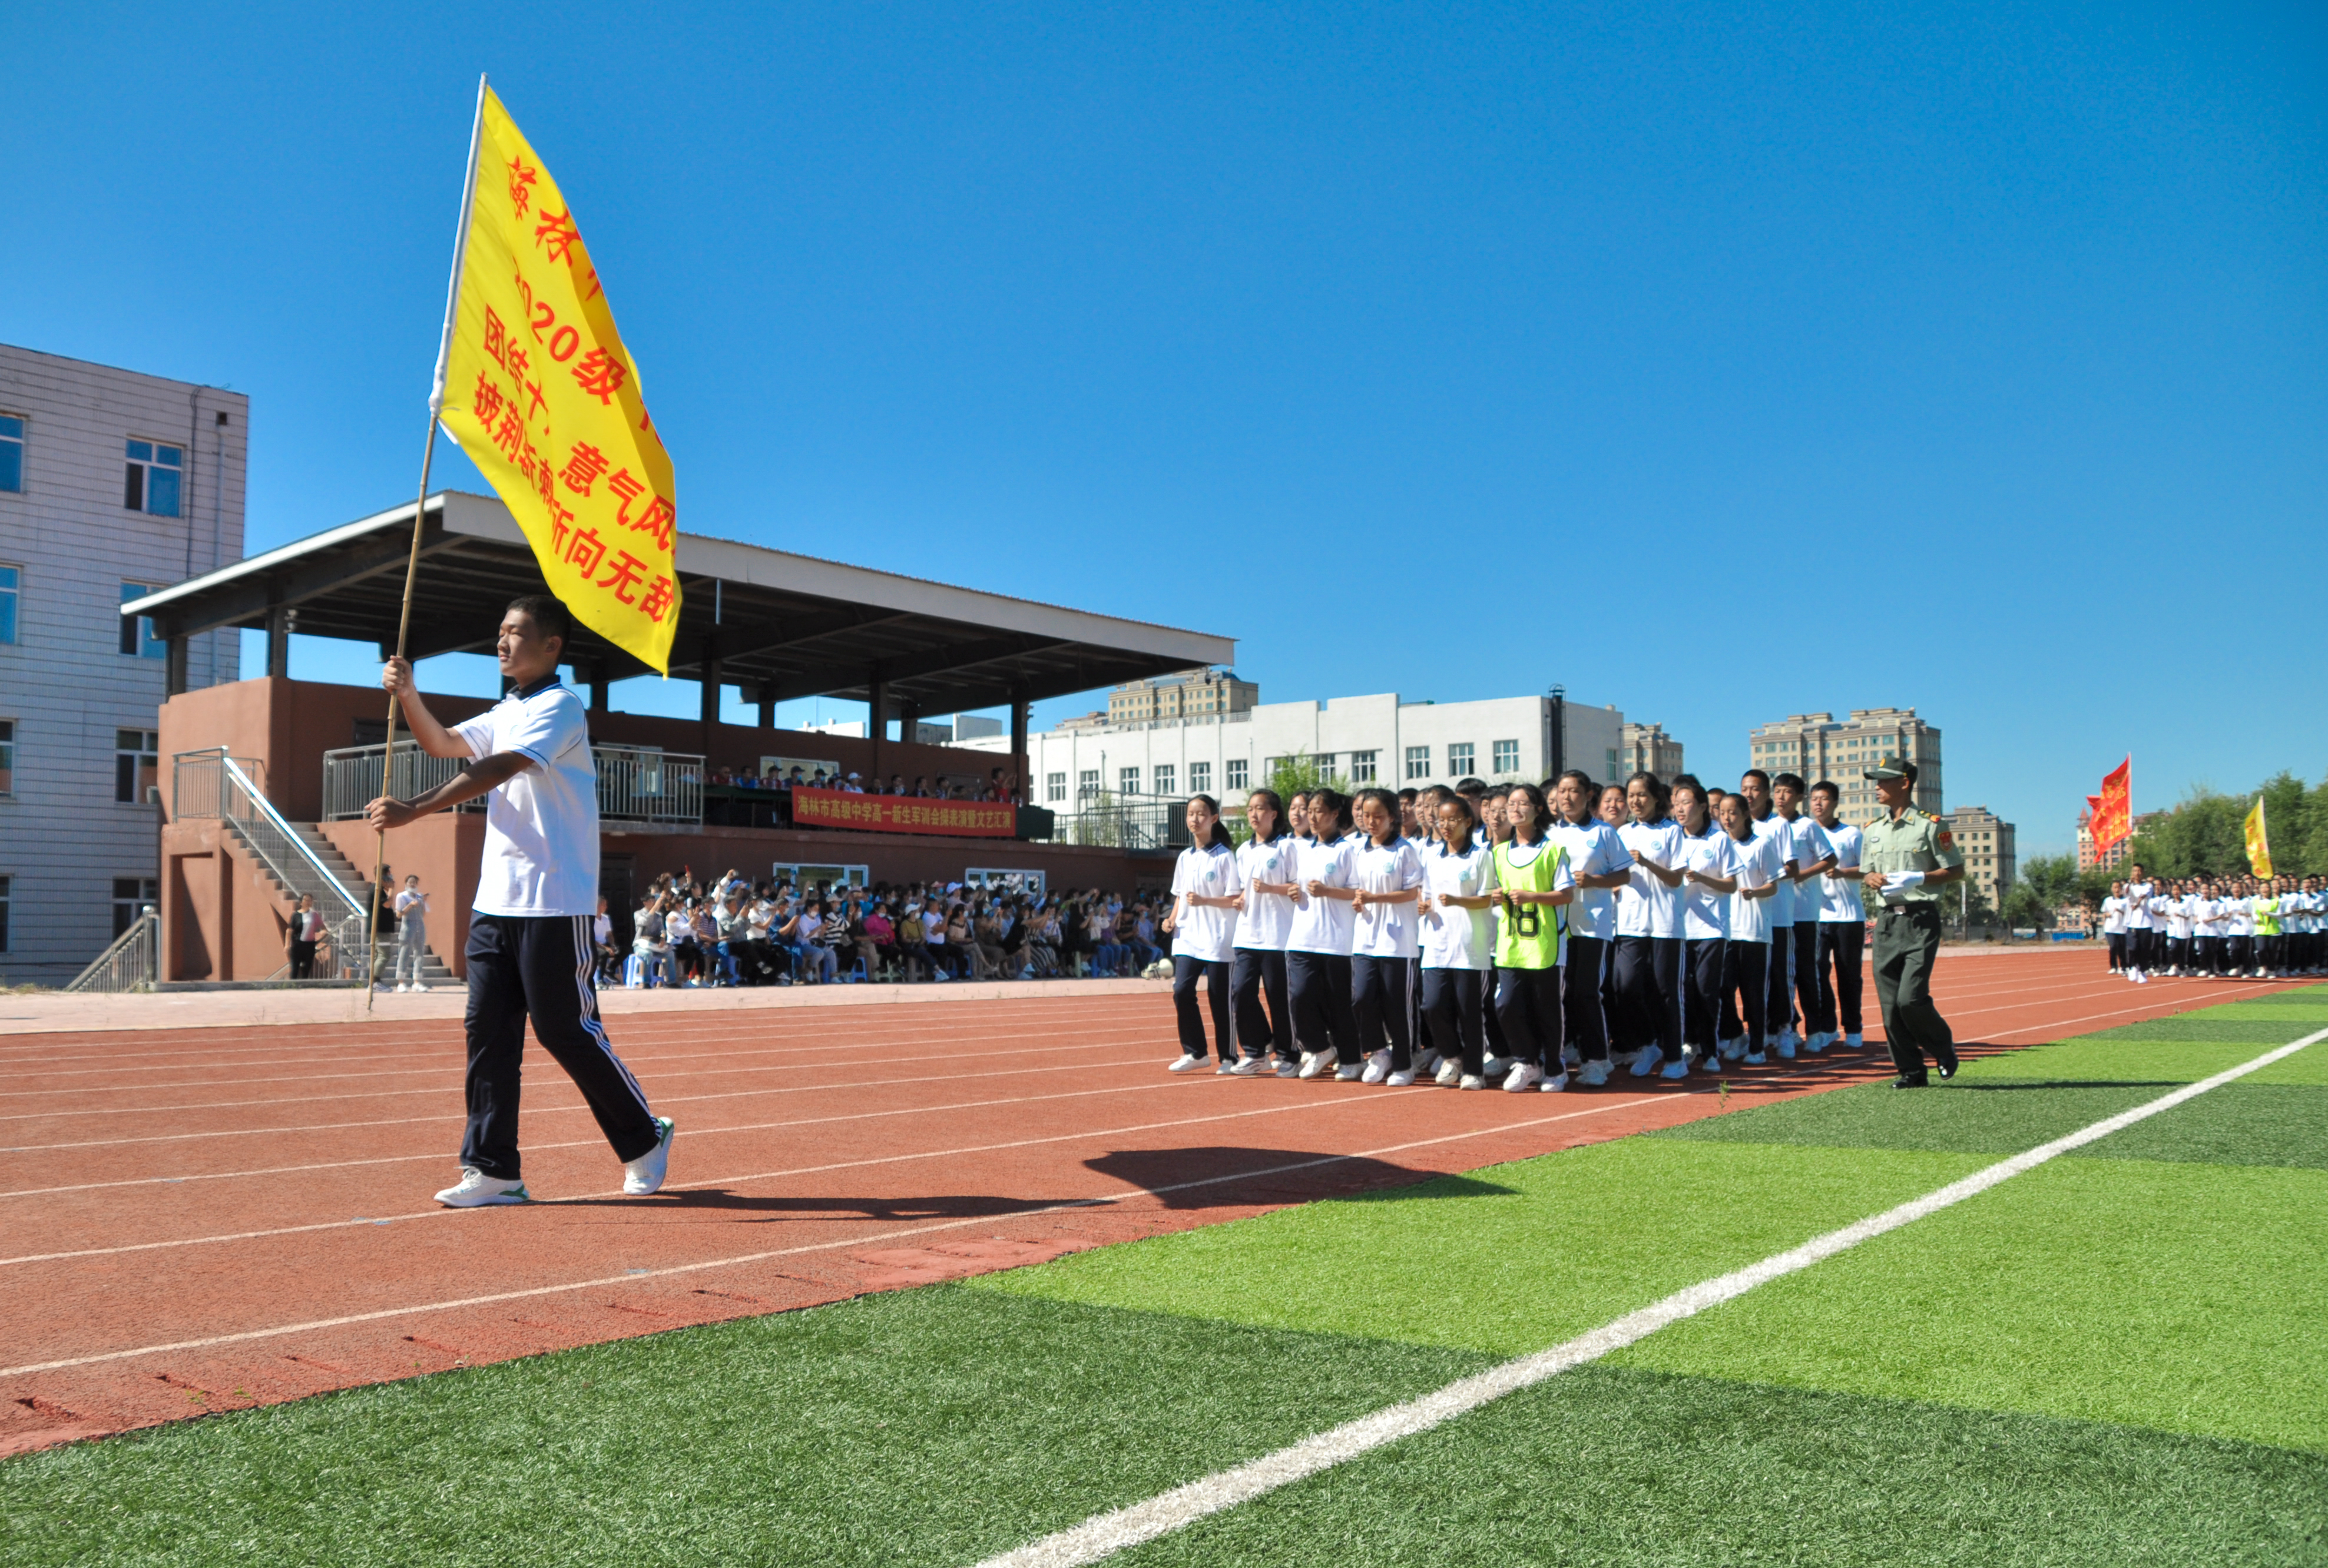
437;85;679;672
2245;796;2272;879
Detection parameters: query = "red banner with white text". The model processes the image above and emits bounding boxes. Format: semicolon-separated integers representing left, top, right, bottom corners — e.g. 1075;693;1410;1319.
2093;759;2132;853
791;787;1015;838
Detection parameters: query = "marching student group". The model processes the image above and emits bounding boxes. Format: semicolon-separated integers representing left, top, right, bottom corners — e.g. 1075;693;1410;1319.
1163;768;1880;1093
2098;868;2326;983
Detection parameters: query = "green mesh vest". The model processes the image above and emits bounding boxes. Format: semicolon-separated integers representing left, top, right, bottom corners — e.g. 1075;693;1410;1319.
1493;838;1567;971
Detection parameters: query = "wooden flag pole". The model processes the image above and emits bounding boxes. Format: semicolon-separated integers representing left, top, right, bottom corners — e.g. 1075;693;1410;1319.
367;73;489;1012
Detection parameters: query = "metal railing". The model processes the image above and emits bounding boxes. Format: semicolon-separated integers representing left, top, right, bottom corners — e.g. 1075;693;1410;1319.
1029;797;1196;851
174;749;368;926
322;741;703;827
322;742;482;821
65;907;159;993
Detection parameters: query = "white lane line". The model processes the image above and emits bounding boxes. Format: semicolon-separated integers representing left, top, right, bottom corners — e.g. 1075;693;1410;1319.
0;1100;1661;1377
968;1026;2328;1568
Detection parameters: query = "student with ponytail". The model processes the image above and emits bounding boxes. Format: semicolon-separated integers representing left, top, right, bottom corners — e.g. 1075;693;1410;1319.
1614;771;1688;1080
1717;791;1783;1063
1490;782;1576;1092
1418;790;1499;1088
1348;787;1427;1085
1549;770;1632;1086
1231;788;1301;1076
1288;788;1363;1080
1671;775;1738;1075
1164;795;1243;1075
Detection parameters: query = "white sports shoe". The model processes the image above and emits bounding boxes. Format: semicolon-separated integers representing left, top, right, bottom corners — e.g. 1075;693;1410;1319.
1539;1070;1569;1092
1168;1053;1206;1073
1804;1032;1830;1054
1629;1045;1663;1078
1775;1034;1797;1060
1334;1062;1363;1082
1386;1069;1418;1088
1274;1058;1301;1078
1659;1057;1690;1080
1503;1062;1543;1092
1744;1050;1768;1065
394;983;409;993
435;1168;529;1207
622;1116;676;1196
1696;1050;1722;1073
1434;1058;1464;1088
1416;1049;1443;1076
1718;1036;1746;1061
1577;1059;1611;1086
1459;1073;1488;1090
1844;1033;1864;1050
1361;1050;1393;1085
1230;1056;1270;1076
1562;1045;1582;1069
1216;1057;1241;1075
1298;1050;1333;1080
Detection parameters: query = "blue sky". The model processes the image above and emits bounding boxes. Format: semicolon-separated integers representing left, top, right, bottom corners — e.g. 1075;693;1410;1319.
5;2;2322;855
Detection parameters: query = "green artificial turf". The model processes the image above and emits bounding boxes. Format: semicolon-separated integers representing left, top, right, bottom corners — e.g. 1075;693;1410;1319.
2080;1016;2323;1044
2077;1082;2328;1170
976;1137;1989;1356
0;1288;1489;1568
1107;1366;2328;1568
1651;1078;2168;1158
1614;1157;2328;1454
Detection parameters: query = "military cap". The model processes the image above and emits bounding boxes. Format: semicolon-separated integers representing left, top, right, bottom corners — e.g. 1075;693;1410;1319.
1863;755;1918;783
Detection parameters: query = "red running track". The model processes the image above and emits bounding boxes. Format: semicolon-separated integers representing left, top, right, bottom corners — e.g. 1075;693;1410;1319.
0;950;2297;1454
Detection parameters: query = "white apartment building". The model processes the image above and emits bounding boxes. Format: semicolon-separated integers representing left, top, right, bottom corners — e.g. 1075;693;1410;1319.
0;344;247;982
1944;805;2016;909
1746;707;1943;825
968;688;1628;810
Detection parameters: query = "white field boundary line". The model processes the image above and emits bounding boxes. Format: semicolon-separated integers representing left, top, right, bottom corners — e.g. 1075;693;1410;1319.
0;1085;1662;1268
0;1100;1661;1378
969;1025;2328;1568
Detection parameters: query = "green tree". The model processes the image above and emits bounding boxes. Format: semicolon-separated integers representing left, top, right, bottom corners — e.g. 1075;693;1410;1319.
1264;751;1351;801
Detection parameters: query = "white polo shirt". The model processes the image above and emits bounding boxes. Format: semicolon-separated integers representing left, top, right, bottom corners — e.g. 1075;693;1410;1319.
1350;837;1426;959
1168;841;1241;963
1420;840;1498;970
2125;881;2154;929
1750;814;1796;927
1615;818;1687;939
1549;816;1631;942
1784;814;1825;924
1810;820;1865;923
1233;834;1302;951
1728;829;1786;944
453;678;600;918
1678;824;1739;942
2100;896;2126;935
1287;833;1361;956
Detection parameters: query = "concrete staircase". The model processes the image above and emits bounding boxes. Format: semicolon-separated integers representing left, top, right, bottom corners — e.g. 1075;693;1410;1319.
222;820;455;984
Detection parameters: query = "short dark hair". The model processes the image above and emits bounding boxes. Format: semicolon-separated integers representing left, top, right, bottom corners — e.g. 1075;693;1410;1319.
507;594;571;647
1774;771;1807;794
1810;778;1840;800
1740;768;1771;790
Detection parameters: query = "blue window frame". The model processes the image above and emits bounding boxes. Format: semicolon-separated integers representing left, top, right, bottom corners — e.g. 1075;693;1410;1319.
125;439;183;517
0;415;22;493
120;583;165;658
0;565;17;644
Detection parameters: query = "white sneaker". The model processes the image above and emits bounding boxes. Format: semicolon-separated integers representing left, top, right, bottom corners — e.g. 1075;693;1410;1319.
1334;1062;1363;1082
1361;1050;1393;1085
1503;1062;1543;1092
1629;1045;1663;1077
1298;1051;1333;1080
1744;1050;1768;1065
1775;1035;1797;1060
394;983;409;993
1804;1032;1830;1054
1659;1058;1690;1080
1717;1036;1745;1061
1274;1059;1301;1078
1386;1069;1418;1088
1481;1056;1514;1080
1216;1057;1241;1075
1433;1058;1463;1088
1577;1059;1610;1086
412;982;429;993
1697;1050;1722;1073
1230;1056;1270;1076
1416;1049;1443;1076
1844;1033;1864;1050
435;1168;529;1206
622;1116;676;1196
1459;1073;1489;1090
1562;1045;1582;1069
1539;1070;1569;1092
1169;1053;1205;1073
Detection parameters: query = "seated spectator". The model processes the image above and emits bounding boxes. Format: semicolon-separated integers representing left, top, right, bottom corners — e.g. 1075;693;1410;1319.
632;896;675;987
1088;901;1124;977
887;773;908;796
786;899;839;984
972;904;1009;979
894;900;931;982
862;901;896;976
922;898;953;979
1026;903;1062;977
667;897;704;984
593;896;621;982
842;772;865;793
1129;902;1163;971
714;890;750;986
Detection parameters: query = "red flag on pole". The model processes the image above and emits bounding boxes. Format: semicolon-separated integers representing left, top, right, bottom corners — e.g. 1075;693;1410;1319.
2094;758;2132;853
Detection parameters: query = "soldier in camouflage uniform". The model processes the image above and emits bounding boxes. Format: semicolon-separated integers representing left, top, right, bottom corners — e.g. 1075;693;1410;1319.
1859;757;1964;1088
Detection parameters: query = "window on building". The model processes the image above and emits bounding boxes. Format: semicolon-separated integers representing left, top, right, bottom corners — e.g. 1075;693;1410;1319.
1045;771;1066;803
0;415;22;493
1189;761;1211;795
0;875;9;952
1226;757;1248;792
1262;756;1283;782
1492;739;1519;775
1446;742;1474;778
120;584;165;658
1153;764;1176;798
1077;768;1099;802
1403;745;1430;780
1120;766;1141;795
1350;750;1377;784
0;718;12;795
115;728;158;803
113;877;159;937
0;563;18;644
125;440;183;517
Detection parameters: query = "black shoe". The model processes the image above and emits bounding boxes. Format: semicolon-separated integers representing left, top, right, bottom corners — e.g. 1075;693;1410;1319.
1935;1052;1959;1080
1892;1074;1930;1089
